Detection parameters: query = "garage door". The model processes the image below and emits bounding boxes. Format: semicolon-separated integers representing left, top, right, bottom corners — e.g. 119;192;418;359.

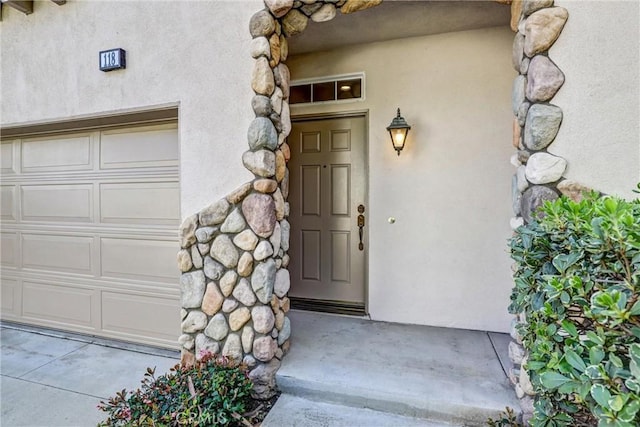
0;123;180;348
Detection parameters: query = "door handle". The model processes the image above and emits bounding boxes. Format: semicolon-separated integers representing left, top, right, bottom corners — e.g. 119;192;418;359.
357;204;365;251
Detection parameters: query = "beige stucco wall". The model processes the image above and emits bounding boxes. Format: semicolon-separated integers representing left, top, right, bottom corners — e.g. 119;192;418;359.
550;1;640;199
288;27;516;332
0;0;260;217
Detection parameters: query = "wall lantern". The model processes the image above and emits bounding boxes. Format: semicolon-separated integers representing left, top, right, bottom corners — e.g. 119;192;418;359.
386;108;411;156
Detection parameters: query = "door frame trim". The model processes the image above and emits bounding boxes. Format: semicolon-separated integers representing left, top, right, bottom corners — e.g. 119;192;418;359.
289;109;370;315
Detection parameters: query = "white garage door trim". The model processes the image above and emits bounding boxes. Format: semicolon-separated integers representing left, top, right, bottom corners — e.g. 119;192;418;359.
1;122;180;349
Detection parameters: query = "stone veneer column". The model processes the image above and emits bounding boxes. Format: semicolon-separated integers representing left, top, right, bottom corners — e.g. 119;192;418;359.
177;0;382;400
507;0;593;423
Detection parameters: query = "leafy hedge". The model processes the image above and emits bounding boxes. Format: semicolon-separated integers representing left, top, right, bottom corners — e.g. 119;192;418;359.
509;192;640;426
98;352;253;426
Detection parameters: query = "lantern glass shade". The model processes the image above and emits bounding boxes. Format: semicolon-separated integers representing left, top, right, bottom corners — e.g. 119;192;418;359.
386;108;411;156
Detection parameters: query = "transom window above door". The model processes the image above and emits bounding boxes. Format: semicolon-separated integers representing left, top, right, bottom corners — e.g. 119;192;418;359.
290;74;364;105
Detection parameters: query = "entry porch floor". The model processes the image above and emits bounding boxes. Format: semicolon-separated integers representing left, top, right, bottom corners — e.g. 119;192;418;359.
265;310;520;426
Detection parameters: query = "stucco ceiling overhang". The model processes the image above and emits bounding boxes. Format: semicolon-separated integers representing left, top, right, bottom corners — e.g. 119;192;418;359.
288;0;511;55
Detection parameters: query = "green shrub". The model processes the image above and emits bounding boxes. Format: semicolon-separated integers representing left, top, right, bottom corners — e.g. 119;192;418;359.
509;192;640;426
97;352;253;426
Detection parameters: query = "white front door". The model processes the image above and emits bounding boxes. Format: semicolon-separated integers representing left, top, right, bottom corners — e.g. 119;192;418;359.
288;116;367;313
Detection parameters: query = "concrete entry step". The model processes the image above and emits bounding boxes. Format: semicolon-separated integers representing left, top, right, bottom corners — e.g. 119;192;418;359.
262;394;454;427
276;311;520;426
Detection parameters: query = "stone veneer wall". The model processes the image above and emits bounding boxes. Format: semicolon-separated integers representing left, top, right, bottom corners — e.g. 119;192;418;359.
177;0;382;399
506;0;592;423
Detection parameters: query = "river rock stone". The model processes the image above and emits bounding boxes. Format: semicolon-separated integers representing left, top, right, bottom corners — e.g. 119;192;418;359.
182;310;207;333
254;240;274;261
274;64;291;99
265;0;293;17
271;87;284;115
204;313;229;341
243;150;276;178
341;0;382;14
275;310;284;330
249;10;276;38
557;180;592;202
222;298;238;313
229;307;251;331
254;179;278;194
269;34;281;68
222;334;242;362
269;223;282;254
201;282;224;316
510;0;523;31
195;334;219;359
191;246;203;269
280;35;288;62
280;102;291;138
242;193;277;238
517;101;530;127
249;359;281;399
524;7;568;57
252;259;276;304
509;341;526;365
234;229;259;251
512;176;522;216
252;306;275;334
220;271;237;297
253;336;277;362
199;199;230;227
233;278;257;306
248;117;278;151
226;182;252;205
196;227;217;243
282;9;308;37
252;57;275;96
523;0;554;15
512;75;527;116
177;249;192;272
211;235;238;268
242;326;254;353
517;166;529;193
311;3;336;22
513;118;522;149
521;186;559;223
275;151;286;183
280;220;290;251
252;95;272;117
181;271;206;308
281;296;290;313
524;104;563;150
181;308;188;320
198;243;210;256
526;55;564;102
510;216;525;230
301;2;322;16
238;252;254;277
512;32;524;71
179;214;198;248
278;317;291;345
274;269;290;298
525;152;567;184
520;57;530;75
178;334;195;350
204;256;224;281
220;208;246;234
250;36;270;59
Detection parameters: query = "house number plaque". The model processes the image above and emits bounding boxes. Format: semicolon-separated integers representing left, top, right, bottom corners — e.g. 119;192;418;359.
99;48;126;72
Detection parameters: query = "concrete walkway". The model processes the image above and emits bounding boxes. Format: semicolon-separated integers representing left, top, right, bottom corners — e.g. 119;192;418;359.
0;324;178;426
1;312;519;426
266;310;519;426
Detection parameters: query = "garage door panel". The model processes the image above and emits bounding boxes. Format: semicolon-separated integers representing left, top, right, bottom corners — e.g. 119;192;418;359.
1;278;20;315
22;234;94;275
100;182;180;225
102;292;180;343
22;135;92;173
21;184;93;223
1;143;15;173
100;127;178;169
1;232;18;267
22;281;94;327
1;186;16;221
101;237;178;284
